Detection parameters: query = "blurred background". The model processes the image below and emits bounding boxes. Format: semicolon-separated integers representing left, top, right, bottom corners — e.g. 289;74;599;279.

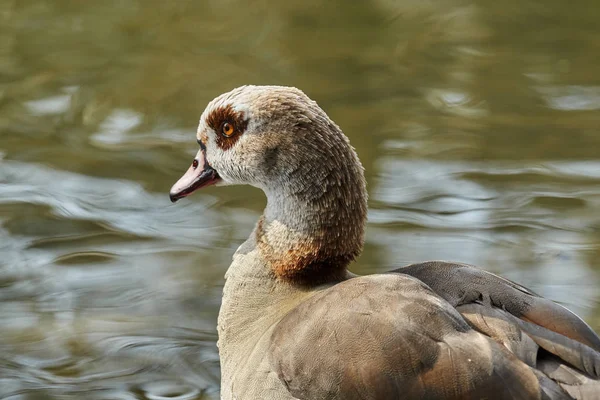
1;0;600;399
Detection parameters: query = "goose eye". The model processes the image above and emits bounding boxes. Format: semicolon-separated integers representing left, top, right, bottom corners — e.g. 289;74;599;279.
222;122;234;137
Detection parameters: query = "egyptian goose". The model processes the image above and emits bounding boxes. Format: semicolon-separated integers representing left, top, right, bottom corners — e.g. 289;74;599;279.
170;85;600;400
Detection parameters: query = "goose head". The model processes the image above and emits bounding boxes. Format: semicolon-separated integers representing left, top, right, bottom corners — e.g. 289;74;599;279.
170;85;368;284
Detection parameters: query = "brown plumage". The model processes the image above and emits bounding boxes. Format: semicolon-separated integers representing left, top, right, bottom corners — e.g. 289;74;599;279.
169;85;600;400
205;104;249;150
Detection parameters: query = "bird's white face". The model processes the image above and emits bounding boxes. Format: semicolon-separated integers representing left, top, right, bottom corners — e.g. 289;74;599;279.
169;85;319;202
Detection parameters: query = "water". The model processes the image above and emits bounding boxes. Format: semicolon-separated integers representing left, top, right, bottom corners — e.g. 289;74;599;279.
1;1;600;398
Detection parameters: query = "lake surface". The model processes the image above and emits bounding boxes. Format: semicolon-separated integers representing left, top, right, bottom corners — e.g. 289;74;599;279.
1;1;600;399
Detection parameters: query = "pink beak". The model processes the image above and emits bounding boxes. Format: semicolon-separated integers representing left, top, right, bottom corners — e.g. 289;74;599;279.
169;148;220;202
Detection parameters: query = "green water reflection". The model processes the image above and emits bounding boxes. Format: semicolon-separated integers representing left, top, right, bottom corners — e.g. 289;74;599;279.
1;1;600;399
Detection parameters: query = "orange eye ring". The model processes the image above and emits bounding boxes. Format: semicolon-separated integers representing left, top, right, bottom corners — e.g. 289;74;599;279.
222;122;234;137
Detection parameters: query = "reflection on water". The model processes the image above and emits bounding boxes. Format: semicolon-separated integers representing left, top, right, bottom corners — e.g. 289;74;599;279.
1;0;600;398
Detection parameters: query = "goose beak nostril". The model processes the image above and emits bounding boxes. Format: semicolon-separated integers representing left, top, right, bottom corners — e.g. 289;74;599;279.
169;150;221;202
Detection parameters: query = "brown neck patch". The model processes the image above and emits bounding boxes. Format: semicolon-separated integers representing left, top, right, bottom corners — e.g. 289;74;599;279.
255;216;357;286
206;104;249;151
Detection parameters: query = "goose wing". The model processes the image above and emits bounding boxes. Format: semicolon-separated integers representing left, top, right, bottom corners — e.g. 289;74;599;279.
396;261;600;352
269;274;574;400
397;261;600;396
